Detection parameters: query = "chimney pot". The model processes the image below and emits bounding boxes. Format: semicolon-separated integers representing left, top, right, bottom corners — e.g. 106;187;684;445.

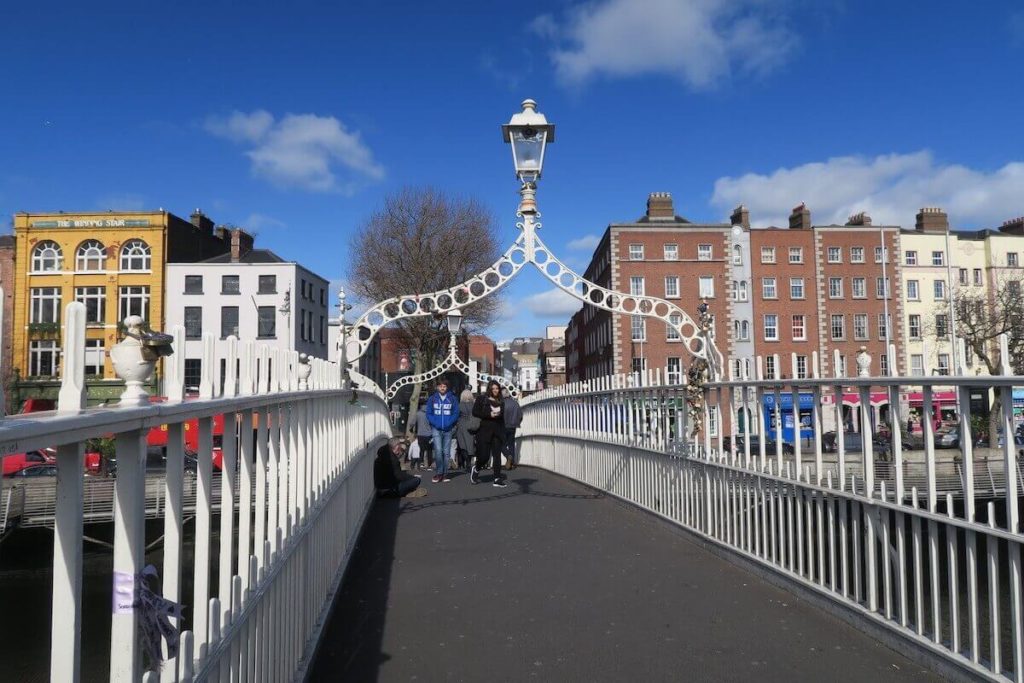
190;209;214;234
846;211;872;226
1000;216;1024;235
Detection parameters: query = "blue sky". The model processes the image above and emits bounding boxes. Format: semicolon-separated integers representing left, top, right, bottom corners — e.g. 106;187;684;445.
3;0;1024;341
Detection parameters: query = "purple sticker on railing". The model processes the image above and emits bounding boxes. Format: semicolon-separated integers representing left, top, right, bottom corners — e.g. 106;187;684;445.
113;571;134;614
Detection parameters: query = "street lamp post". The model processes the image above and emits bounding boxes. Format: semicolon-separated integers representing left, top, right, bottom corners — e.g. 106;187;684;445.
503;99;554;262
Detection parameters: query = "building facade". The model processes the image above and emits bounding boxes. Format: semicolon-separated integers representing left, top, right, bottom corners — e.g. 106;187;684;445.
165;240;329;394
11;210;231;405
0;235;15;409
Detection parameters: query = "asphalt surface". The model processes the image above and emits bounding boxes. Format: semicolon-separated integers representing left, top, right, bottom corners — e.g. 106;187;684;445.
309;466;941;682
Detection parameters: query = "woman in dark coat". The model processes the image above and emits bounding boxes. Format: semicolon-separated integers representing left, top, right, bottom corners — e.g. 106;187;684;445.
455;389;479;472
472;380;507;487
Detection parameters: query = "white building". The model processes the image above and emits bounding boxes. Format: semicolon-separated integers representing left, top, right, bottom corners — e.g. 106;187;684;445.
166;244;329;393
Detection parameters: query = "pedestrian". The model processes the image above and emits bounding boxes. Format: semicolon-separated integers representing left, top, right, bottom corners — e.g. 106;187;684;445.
472;380;507;487
373;437;422;498
426;379;460;483
456;388;479;472
414;402;434;469
502;388;523;470
408;437;423;471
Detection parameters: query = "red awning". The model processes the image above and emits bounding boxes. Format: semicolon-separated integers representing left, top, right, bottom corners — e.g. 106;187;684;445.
907;391;957;405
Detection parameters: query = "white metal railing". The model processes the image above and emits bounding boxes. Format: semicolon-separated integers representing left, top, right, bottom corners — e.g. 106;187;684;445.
522;342;1024;682
0;307;390;682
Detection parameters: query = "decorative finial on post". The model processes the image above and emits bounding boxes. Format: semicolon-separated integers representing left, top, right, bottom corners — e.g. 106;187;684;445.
297;353;312;390
856;345;872;377
110;316;173;406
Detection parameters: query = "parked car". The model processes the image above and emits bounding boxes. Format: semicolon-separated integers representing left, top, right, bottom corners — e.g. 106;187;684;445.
8;464;58;478
2;450;56;476
821;431;893;459
727;434;794;456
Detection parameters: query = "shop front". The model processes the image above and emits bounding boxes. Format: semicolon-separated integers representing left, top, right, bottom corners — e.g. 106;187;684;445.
762;392;815;444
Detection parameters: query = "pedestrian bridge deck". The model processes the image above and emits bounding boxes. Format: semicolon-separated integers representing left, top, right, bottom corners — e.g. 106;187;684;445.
309;466;939;682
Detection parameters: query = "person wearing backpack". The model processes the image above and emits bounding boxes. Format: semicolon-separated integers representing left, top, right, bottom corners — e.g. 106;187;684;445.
425;379;460;483
456;388;480;472
502;389;523;469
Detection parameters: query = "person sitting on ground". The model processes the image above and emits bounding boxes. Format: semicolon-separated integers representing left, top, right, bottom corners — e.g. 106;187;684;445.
374;437;422;498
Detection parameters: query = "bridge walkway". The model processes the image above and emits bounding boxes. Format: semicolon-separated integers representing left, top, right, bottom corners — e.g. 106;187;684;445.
309;466;940;682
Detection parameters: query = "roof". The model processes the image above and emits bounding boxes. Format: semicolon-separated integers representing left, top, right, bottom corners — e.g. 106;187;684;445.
200;248;288;264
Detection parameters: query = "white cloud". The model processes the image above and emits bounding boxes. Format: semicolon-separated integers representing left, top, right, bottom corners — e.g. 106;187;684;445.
710;151;1024;229
567;233;601;251
523;288;582;318
244;213;286;231
537;0;796;88
205;110;384;193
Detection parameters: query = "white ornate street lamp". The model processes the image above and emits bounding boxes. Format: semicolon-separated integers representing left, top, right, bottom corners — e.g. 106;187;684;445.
446;308;463;335
343;99;724;426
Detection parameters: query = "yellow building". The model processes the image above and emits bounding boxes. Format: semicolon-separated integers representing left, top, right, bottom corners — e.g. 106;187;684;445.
11;210;231;405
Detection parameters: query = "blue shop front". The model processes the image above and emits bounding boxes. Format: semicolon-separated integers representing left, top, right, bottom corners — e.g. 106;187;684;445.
762;392;816;444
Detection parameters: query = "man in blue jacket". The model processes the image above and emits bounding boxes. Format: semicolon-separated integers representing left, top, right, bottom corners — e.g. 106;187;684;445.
426;379;460;483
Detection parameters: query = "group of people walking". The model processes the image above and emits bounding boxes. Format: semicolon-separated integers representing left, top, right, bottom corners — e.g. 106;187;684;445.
374;379;523;498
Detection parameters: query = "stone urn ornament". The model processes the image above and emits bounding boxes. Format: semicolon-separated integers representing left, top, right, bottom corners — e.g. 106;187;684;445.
297;353;312;390
110;316;174;406
856;345;871;378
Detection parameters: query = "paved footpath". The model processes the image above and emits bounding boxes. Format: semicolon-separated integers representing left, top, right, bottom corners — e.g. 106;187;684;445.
309;467;940;682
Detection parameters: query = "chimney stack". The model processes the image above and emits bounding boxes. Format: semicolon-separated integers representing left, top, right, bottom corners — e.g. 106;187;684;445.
1000;216;1024;235
230;228;254;263
915;207;949;233
646;192;675;220
190;209;214;234
789;203;811;230
730;205;750;230
846;211;872;226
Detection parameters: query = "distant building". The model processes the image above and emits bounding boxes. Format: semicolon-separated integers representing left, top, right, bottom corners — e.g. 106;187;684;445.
165;229;329;394
0;234;15;410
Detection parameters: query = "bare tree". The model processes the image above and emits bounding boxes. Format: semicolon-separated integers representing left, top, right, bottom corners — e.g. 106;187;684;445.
933;271;1024;440
348;187;504;433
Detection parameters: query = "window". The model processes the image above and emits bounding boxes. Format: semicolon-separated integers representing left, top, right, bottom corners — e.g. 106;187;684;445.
185;275;203;294
664;244;678;261
959;268;968;286
29;340;59;377
629;244;644;260
666;357;682;384
935;314;949;338
698;276;714;298
876;246;888;263
911;354;924;376
764;355;776;380
698;244;712;261
258;274;277;294
84;339;104;377
850;247;865;263
853;314;868;340
31;240;63;272
30;287;61;323
184;307;203;339
731;359;744;381
76;240;106;271
937;353;951;376
965;344;975;367
837;355;848;378
221;306;240;338
789;247;803;263
738;281;748;301
1009;253;1020;267
789;277;804;299
829;277;843;298
763;314;779;341
75;286;105;324
708;406;720;437
631;357;646;375
667;313;682;341
732;245;742;265
974;268;983;286
852;277;867;299
795;355;808;379
629;276;645;296
905;250;918;265
792;314;806;341
120;239;151;271
184;359;202;392
831;314;845;340
664;276;679;298
119;286;150;321
258;306;276;338
222;275;240;294
761;247;776;264
933;279;946;300
631;315;646;341
319;289;326;306
876;277;890;298
762;277;777;299
878;314;891;340
880;353;889;376
908;314;921;339
931;250;945;266
827;247;841;263
906;280;919;300
733;320;749;341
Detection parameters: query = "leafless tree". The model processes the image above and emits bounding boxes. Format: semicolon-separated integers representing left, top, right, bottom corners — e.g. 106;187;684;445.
932;271;1024;440
348;187;504;433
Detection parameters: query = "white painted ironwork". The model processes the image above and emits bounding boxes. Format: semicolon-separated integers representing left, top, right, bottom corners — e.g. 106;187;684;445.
1;303;390;682
521;345;1024;681
385;331;519;401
